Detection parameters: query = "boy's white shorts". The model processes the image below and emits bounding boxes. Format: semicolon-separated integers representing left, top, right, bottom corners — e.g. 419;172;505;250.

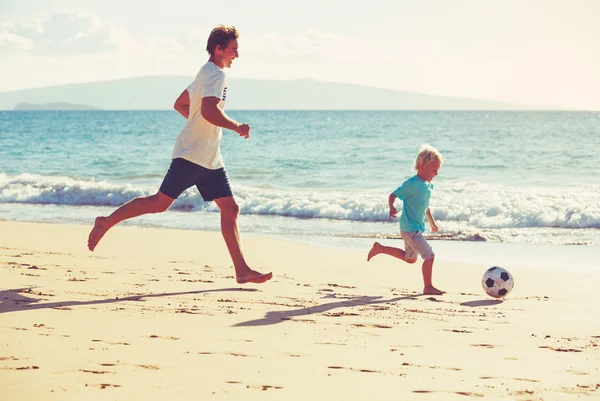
401;231;435;260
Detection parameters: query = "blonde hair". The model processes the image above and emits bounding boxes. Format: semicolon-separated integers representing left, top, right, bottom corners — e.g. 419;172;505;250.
414;144;443;171
206;25;239;55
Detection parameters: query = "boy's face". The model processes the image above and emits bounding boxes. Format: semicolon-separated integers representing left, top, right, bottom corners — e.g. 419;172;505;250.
419;160;441;182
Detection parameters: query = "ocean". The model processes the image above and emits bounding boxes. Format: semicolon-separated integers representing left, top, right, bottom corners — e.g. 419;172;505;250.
1;110;599;253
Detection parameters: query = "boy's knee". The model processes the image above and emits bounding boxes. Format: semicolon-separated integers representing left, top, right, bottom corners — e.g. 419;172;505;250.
406;258;418;264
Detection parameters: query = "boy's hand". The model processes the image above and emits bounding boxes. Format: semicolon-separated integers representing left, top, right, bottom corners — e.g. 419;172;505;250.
430;223;439;233
389;206;398;220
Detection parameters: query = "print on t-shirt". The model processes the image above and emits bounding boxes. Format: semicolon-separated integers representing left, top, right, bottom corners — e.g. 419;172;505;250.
222;87;227;101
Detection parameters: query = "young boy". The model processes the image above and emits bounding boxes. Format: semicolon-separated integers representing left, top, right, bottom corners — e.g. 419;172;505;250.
367;144;444;295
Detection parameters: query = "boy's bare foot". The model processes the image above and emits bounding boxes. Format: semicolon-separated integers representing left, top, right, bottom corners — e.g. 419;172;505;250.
88;217;110;251
236;270;273;284
423;285;445;295
367;242;382;261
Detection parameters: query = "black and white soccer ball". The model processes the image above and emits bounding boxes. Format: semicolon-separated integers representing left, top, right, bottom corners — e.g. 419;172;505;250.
482;266;514;298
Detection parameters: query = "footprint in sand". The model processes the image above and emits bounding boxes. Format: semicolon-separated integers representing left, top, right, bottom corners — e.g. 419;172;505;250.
86;383;121;389
539;346;583;353
94;363;160;370
413;390;484;398
198;351;254;358
349;323;392;329
67;277;88;282
479;376;540;383
402;362;461;371
508;390;535;397
323;312;359;317
91;340;131;346
567;369;589;375
148;335;179;340
0;366;39;370
327;283;357;289
80;369;114;375
176;308;203;314
225;381;283;391
443;328;473;334
328;366;381;374
181;279;214;283
136;364;160;370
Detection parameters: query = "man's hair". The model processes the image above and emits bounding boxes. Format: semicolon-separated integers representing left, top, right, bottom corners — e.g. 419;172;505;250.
414;144;443;171
206;25;239;55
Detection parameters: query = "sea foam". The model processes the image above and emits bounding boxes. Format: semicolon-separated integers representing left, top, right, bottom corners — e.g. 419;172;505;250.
1;173;598;230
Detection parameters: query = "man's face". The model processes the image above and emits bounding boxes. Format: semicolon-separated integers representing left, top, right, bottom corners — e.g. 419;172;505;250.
219;39;239;68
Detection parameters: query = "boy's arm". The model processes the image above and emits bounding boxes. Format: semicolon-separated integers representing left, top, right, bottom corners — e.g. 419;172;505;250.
388;193;398;220
426;208;438;233
201;97;250;138
174;89;190;119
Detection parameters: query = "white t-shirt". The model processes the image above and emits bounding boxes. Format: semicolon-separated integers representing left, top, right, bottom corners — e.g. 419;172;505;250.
171;62;228;169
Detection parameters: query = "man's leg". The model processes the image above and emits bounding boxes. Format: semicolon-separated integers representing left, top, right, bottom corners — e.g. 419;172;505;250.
214;196;272;284
367;242;418;263
88;191;175;251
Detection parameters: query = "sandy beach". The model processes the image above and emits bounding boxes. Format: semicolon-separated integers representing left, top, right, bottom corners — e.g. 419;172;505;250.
1;220;598;400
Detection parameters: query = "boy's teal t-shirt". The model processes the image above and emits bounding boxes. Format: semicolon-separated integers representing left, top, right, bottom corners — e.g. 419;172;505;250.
392;175;433;233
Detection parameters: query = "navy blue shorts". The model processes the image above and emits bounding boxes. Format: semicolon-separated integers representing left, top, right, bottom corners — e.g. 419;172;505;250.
159;158;233;201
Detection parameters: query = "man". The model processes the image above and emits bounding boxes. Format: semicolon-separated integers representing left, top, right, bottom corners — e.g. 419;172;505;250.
87;25;272;284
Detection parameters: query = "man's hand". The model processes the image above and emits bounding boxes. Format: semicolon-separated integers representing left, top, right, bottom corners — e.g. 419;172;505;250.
235;123;250;138
389;206;398;220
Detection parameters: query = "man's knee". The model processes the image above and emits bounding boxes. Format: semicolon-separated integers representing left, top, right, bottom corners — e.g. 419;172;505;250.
218;199;240;220
150;192;174;213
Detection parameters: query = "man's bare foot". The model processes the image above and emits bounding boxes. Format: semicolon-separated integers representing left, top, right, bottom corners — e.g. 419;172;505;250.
367;242;382;262
88;216;110;251
423;285;445;295
236;269;273;284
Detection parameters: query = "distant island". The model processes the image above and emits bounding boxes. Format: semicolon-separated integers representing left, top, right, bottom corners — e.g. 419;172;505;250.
14;102;99;111
0;76;562;111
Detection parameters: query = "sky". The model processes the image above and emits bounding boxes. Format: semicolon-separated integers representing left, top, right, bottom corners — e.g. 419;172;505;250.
1;0;599;109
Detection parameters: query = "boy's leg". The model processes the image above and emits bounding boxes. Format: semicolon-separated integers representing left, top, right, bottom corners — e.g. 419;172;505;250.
213;196;272;284
421;257;444;295
400;232;445;294
367;242;417;263
88;191;175;251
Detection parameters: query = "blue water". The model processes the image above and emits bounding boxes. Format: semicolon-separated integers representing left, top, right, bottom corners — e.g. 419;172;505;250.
1;110;599;246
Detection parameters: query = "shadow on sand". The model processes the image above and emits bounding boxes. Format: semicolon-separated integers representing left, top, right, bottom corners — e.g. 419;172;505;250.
234;292;430;327
460;299;504;307
0;287;258;314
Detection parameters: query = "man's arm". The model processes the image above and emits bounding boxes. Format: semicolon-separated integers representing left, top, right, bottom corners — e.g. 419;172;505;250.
201;97;250;138
174;90;190;119
426;208;438;232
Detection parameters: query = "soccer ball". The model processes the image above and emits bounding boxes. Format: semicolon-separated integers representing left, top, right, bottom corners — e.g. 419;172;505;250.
482;266;514;298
